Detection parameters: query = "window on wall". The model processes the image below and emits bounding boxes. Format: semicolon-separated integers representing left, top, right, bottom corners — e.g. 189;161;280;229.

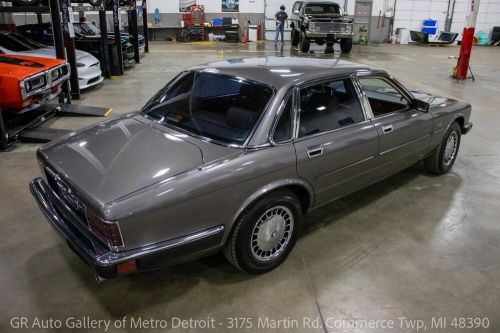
298;78;364;137
358;77;410;117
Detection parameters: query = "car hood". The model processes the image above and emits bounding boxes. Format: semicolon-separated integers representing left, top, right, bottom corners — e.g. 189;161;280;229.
39;115;204;206
0;53;65;79
16;46;98;64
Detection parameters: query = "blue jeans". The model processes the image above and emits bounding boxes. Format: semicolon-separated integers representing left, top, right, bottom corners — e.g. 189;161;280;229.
275;23;285;44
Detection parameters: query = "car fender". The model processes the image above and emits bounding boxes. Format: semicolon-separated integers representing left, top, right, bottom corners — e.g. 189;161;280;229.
228;178;315;235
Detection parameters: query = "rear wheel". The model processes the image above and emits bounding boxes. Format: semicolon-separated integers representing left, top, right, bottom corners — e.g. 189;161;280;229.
299;32;310;53
424;122;461;174
340;38;353;53
224;190;302;274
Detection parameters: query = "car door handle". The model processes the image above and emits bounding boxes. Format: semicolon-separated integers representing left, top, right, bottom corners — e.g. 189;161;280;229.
382;124;393;134
306;145;323;158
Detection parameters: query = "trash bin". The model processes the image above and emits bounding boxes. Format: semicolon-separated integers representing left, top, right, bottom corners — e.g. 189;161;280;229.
248;25;258;41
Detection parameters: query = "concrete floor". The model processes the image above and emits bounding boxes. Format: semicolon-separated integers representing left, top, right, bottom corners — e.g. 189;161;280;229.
1;41;500;332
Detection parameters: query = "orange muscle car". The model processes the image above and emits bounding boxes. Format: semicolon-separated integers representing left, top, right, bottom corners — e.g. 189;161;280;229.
0;53;70;113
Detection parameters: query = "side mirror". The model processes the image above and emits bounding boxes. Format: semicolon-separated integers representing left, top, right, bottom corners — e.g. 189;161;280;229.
413;99;429;112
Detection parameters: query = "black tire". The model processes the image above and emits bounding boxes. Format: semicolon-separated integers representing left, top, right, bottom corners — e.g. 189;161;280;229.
224;189;303;274
299;32;310;53
340;38;353;53
424;122;461;175
291;30;299;47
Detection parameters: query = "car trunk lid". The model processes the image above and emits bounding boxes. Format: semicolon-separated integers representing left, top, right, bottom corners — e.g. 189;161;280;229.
39;115;204;206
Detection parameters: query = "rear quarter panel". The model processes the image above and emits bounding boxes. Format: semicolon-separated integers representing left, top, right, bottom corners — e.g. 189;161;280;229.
104;144;312;251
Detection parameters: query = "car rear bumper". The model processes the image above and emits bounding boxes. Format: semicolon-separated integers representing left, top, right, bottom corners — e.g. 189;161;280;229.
29;177;225;279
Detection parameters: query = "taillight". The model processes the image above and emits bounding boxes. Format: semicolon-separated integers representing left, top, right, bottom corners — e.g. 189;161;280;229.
86;210;123;247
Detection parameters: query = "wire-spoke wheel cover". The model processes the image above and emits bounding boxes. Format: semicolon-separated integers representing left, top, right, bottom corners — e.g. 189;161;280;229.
443;131;458;166
250;206;294;261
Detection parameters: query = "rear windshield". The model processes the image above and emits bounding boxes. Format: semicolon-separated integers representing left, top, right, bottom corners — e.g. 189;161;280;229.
142;71;274;146
305;3;341;15
0;32;43;52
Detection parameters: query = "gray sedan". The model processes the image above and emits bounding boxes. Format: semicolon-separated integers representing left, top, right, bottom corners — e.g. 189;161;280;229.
30;57;472;280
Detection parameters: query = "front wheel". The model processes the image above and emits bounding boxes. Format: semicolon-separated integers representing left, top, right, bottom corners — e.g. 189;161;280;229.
291;30;299;47
424;122;461;174
224;190;302;274
299;33;310;53
340;38;353;53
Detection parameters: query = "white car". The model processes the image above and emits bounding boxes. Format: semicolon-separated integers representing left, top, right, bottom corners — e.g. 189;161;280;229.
0;30;103;89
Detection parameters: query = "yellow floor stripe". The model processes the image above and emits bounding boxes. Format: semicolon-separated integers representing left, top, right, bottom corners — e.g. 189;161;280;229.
103;108;113;117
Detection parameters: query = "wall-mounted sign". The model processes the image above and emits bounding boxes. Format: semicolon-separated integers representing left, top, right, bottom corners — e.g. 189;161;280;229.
222;0;239;12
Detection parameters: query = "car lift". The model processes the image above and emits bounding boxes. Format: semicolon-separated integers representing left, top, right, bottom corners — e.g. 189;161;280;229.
0;0;149;82
0;103;113;151
0;0;133;151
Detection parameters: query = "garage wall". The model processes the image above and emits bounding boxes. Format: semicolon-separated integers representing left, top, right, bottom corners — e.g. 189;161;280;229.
449;0;500;37
145;0;265;30
389;0;500;38
392;0;449;33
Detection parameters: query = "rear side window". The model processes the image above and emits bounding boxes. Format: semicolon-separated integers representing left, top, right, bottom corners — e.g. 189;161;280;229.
298;78;364;137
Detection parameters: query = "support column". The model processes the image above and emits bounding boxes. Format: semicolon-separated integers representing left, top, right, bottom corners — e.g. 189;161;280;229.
112;0;124;75
99;10;111;78
453;0;480;80
143;0;149;52
48;0;71;103
129;0;140;63
60;0;80;99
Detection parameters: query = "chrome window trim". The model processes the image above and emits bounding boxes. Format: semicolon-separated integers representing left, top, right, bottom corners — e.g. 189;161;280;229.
351;74;374;120
293;119;372;143
294;74;368;140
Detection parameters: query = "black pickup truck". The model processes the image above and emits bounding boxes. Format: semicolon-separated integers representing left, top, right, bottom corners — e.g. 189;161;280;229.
290;1;354;53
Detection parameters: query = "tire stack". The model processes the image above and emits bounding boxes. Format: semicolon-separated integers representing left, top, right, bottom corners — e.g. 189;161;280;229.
225;31;239;43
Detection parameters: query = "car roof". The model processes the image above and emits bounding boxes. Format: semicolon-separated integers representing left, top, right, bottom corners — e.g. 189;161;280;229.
190;56;377;89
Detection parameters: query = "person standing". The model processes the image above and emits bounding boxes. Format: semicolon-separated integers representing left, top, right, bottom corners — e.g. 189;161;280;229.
274;5;288;46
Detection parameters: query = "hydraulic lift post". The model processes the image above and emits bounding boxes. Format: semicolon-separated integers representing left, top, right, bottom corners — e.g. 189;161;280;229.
0;107;8;151
60;0;80;99
128;0;140;63
453;0;480;80
98;8;111;78
143;0;149;53
48;0;71;103
112;0;124;75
